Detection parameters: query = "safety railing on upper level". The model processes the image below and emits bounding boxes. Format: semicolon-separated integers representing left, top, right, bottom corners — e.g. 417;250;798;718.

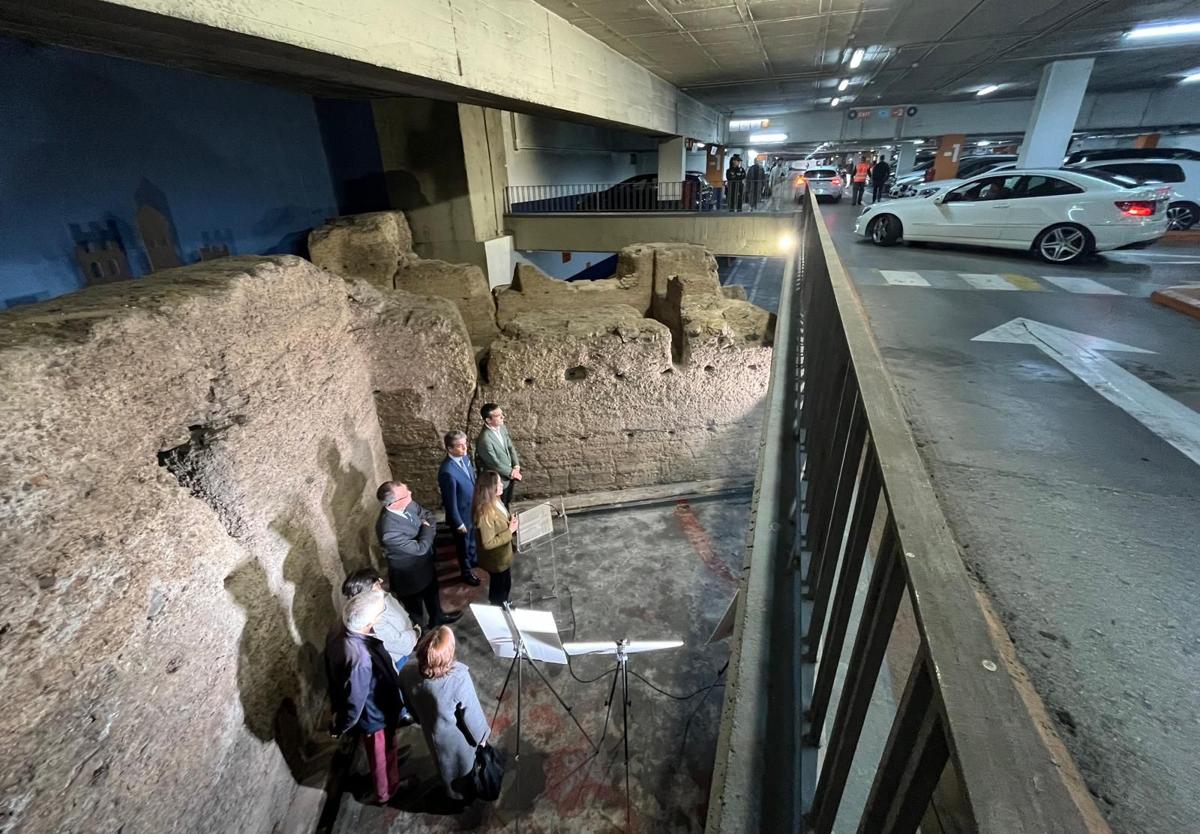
504;180;781;214
706;194;1101;833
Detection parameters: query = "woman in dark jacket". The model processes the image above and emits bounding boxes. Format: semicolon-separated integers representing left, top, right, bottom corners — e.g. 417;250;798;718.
399;626;491;800
473;470;518;606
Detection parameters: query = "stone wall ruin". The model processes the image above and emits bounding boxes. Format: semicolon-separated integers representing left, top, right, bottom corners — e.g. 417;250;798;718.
0;257;390;833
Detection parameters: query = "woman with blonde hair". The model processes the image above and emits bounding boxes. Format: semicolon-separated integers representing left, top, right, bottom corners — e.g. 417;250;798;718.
473;470;518;606
398;626;491;800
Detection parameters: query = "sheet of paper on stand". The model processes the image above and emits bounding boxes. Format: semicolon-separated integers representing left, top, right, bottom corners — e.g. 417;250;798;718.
516;503;554;548
563;640;684;656
470;603;568;664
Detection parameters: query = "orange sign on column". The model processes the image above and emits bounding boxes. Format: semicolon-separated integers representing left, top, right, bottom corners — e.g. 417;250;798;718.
931;134;966;181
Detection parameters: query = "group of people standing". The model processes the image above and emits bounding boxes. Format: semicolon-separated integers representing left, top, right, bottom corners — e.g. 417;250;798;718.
850;152;892;206
724;153;773;212
324;402;526;807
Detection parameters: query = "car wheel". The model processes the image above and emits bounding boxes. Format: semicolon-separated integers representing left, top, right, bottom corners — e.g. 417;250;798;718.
1167;201;1199;231
1033;223;1092;264
869;214;902;246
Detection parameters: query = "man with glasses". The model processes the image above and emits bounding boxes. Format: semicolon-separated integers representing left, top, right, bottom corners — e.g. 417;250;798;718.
475;403;522;508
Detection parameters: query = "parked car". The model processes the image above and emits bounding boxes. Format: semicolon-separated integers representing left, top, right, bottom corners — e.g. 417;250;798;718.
892;155;1018;198
855;168;1170;263
1071;156;1200;230
575;171;714;211
1065;147;1200;165
793;167;845;202
908;162;1018;198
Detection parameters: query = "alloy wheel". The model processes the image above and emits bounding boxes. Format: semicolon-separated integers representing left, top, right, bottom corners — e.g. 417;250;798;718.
872;217;890;243
1039;227;1086;262
1167;204;1196;231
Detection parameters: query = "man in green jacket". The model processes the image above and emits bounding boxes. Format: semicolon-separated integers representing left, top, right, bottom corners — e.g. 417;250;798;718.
475;402;522;507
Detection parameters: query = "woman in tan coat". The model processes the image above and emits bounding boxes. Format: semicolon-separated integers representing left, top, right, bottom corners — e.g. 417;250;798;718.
473;470;518;605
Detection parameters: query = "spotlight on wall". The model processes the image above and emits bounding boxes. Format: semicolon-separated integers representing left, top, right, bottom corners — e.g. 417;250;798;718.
831;97;841;107
849;48;865;68
838;78;850;91
976;84;1001;96
777;232;797;253
1125;20;1200;40
749;132;788;143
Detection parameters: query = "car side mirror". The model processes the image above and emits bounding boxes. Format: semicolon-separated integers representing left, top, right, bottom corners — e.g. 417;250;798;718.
933;193;946;205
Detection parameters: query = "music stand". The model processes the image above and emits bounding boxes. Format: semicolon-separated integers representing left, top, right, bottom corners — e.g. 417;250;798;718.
515;498;569;601
471;603;596;772
563;638;684;831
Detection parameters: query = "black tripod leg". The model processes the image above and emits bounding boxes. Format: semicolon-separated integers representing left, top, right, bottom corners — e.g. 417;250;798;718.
525;657;597;751
621;661;632;833
491;652;519;729
597;666;619;755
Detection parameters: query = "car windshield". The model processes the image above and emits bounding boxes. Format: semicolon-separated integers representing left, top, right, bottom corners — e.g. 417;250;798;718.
1067;169;1141;188
805;169;838;178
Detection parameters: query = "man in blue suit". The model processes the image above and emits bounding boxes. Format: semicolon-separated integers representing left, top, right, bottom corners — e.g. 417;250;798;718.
437;430;480;586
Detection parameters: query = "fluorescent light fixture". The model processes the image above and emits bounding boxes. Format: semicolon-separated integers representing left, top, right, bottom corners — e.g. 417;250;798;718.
749;132;788;143
838;78;850;91
849;48;865;68
729;118;770;131
1183;72;1200;83
831;97;841;107
976;84;1001;96
1126;20;1200;39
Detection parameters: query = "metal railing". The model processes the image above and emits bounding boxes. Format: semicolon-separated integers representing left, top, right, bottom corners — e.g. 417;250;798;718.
706;195;1100;832
504;180;780;214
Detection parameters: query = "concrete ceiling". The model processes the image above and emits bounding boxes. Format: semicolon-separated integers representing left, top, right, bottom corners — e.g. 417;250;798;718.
532;0;1200;116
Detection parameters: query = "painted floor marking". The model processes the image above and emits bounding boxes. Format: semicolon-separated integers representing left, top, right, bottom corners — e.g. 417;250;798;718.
880;270;931;287
1042;275;1125;295
674;500;739;584
960;272;1020;291
1000;273;1047;291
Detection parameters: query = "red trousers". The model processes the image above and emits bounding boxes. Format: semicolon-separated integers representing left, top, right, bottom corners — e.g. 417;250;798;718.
361;727;400;804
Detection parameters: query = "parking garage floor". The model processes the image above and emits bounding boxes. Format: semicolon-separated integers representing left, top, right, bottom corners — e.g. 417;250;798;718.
819;200;1200;833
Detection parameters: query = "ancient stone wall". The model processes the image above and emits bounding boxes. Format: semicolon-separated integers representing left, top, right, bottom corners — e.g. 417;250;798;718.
309;212;498;351
0;257;389;834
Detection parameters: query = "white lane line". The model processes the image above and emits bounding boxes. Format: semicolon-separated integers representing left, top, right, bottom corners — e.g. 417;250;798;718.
1042;275;1126;295
880;270;931;287
960;272;1020;291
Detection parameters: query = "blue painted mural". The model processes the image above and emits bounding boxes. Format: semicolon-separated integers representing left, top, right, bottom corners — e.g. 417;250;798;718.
0;37;344;308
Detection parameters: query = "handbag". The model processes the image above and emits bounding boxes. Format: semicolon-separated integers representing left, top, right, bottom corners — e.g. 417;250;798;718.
456;702;506;801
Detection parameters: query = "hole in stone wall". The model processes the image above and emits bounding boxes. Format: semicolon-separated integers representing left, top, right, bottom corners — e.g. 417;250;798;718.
615;371;626;380
703;365;716;373
523;377;534;386
565;366;588;381
157;422;245;538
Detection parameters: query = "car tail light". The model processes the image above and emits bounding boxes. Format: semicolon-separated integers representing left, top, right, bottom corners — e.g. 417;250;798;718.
795;175;805;185
1115;200;1156;217
831;177;843;186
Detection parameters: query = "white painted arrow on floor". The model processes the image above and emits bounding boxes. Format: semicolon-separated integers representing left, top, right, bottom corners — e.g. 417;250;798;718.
973;318;1200;467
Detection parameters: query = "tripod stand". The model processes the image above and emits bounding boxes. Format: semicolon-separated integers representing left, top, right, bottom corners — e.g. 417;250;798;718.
563;638;683;832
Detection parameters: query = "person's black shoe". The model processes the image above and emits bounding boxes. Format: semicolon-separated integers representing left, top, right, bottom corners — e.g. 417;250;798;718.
434;611;464;626
462;572;481;587
384;775;420;805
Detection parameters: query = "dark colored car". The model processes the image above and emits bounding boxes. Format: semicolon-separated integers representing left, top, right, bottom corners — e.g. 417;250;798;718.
577;171;714;211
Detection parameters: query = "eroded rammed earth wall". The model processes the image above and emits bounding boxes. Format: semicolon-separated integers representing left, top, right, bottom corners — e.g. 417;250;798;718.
0;257;390;833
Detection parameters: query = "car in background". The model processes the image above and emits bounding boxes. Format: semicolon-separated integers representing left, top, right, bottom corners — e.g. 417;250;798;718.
1065;147;1200;165
793;167;845;202
909;161;1018;198
893;155;1017;198
855;168;1170;263
575;171;714;211
1071;155;1200;230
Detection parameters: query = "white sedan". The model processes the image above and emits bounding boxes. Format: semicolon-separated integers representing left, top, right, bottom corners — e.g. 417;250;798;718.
855;168;1170;264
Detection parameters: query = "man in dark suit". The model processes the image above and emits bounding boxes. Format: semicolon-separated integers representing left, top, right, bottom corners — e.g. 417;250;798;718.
437;430;480;587
375;480;462;629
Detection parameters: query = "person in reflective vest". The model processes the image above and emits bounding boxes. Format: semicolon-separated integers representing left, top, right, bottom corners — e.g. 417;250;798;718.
852;154;871;206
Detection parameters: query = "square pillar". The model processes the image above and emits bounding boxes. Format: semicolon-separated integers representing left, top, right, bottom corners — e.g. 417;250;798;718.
1017;59;1094;169
932;134;965;181
895;141;918;177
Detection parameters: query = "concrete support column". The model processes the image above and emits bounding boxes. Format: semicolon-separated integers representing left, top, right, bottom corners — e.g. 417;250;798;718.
895;141;918;177
658;135;686;182
1016;59;1094;169
932;134;965;181
1134;133;1161;149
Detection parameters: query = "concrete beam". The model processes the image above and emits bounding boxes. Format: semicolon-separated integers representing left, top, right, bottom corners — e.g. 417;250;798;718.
505;214;796;257
0;0;724;140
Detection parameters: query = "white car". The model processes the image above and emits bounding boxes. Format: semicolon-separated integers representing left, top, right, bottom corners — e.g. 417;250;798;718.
1072;156;1200;230
793;167;845;202
855;168;1170;264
